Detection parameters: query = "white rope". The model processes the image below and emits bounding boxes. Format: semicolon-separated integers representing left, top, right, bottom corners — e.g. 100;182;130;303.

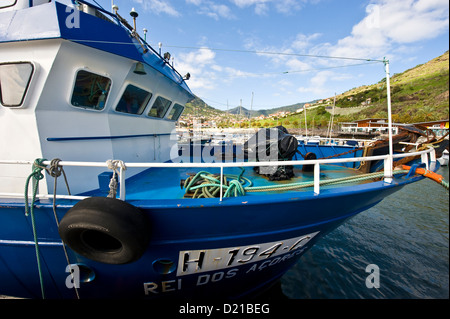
106;160;127;198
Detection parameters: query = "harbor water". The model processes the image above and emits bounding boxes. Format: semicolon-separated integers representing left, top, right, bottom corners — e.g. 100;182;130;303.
281;165;449;299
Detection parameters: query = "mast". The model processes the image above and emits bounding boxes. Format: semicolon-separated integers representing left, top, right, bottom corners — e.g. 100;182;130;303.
330;93;335;140
384;57;393;183
326;93;336;141
304;104;308;139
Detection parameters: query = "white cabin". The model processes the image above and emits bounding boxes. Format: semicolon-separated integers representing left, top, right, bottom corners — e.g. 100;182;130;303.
0;1;194;195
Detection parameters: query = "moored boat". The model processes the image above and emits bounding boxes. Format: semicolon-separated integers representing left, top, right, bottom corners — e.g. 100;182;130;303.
0;0;447;299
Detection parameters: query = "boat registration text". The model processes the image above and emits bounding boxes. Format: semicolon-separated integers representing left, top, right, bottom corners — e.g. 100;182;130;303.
176;231;319;276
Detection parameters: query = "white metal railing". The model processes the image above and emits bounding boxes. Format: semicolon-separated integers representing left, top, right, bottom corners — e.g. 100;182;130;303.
0;146;437;202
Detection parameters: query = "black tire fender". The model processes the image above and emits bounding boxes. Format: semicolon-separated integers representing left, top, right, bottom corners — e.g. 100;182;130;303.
302;152;317;172
58;197;151;264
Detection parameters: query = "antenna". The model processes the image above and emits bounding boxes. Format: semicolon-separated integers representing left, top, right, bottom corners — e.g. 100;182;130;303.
143;28;148;41
130;7;139;32
240;99;242;117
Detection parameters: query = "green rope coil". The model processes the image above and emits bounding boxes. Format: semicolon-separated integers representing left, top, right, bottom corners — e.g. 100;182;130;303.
183;169;411;199
183;168;252;199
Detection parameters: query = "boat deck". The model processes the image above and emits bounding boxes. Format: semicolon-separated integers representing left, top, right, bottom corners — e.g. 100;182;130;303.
83;164;370;200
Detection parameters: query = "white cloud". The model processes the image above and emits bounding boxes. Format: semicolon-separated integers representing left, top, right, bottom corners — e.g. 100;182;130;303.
177;0;448;100
326;0;449;60
132;0;180;16
176;48;256;91
201;3;235;20
229;0;307;15
285;58;310;72
244;32;321;71
296;70;356;97
176;48;218;90
274;0;303;14
292;33;322;51
231;0;270;8
187;0;235;20
175;47;270;93
186;0;203;5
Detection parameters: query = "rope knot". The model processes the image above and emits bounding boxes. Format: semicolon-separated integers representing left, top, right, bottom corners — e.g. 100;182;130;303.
46;158;63;177
31;158;47;181
106;160;126;198
25;158;47;216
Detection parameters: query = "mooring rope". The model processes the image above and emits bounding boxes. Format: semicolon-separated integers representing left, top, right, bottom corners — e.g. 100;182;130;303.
24;158;80;299
24;158;47;299
401;165;449;190
106;160;127;198
47;159;80;299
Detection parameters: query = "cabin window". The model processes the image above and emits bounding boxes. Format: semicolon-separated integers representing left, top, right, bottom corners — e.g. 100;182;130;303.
116;84;152;115
0;0;17;9
168;103;184;121
0;62;34;107
148;96;171;118
71;70;111;110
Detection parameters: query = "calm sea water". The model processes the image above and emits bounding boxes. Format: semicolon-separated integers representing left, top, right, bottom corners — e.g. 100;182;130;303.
281;165;449;299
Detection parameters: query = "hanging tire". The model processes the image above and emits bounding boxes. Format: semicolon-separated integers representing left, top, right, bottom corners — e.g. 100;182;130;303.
302;152;317;172
58;197;151;265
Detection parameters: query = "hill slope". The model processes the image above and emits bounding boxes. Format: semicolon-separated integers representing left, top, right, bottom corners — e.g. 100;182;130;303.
334;50;449;123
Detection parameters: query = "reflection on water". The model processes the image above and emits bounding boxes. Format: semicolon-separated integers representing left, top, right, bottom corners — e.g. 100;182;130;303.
281;166;449;299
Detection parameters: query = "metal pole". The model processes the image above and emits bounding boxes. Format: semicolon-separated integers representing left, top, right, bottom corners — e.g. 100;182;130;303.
330;93;336;140
304;104;308;139
384;58;393;183
220;166;223;202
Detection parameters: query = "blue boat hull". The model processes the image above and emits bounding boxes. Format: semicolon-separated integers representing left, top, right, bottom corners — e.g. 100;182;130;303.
0;173;421;299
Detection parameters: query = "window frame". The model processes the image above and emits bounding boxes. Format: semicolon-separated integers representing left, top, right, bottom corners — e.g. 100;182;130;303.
147;95;172;119
0;61;35;108
0;0;17;9
70;68;112;112
167;103;185;121
114;83;153;116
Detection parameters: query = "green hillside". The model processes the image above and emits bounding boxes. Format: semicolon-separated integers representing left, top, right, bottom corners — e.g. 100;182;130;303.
335;50;449;124
182;96;224;117
227;102;313;117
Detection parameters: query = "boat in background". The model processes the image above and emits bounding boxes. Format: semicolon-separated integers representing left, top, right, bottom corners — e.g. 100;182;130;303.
0;0;447;300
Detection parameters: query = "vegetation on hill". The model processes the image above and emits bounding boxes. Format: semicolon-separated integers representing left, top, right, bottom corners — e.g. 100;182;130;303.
336;50;449;124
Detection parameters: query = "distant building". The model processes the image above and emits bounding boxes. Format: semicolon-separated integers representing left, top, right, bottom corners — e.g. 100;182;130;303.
412;119;449;137
340;118;399;134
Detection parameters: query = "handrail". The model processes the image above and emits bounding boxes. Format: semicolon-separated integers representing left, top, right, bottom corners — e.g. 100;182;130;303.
0;146;437;202
73;0;186;83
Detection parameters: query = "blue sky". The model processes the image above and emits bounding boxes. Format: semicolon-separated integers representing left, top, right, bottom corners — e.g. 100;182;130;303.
94;0;449;111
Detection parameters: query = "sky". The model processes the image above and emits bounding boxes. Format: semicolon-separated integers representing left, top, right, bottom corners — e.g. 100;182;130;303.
93;0;449;111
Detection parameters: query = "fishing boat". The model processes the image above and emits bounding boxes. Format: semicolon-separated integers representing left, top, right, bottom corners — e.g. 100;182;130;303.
0;0;447;299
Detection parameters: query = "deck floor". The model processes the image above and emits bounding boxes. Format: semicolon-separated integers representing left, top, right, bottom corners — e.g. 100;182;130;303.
94;164;369;200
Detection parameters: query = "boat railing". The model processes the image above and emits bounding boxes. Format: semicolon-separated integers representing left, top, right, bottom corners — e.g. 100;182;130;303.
73;0;187;83
0;146;437;202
